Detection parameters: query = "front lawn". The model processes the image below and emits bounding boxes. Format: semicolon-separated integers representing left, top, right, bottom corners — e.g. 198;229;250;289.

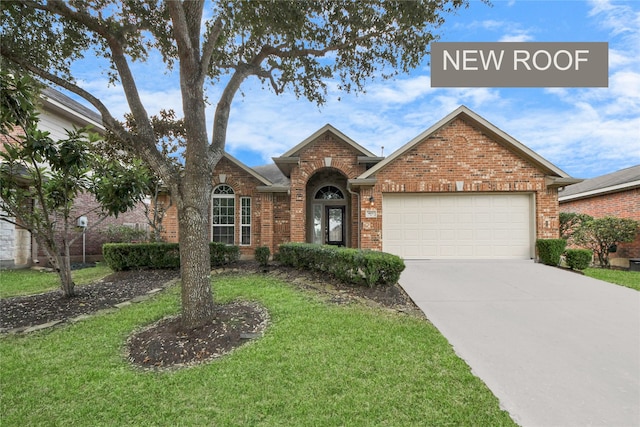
0;274;516;426
0;264;113;298
584;268;640;291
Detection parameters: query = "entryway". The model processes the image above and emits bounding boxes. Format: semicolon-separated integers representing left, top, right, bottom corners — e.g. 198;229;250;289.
306;169;349;246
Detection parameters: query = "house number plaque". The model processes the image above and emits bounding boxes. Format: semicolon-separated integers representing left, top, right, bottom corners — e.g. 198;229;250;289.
365;209;378;218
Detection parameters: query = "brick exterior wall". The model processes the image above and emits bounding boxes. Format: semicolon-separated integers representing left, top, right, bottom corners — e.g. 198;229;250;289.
288;131;368;248
159;117;563;258
159;156;273;256
560;188;640;261
360;117;558;251
33;191;149;264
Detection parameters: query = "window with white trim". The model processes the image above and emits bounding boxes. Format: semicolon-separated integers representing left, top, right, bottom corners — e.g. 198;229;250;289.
240;197;251;246
212;185;235;244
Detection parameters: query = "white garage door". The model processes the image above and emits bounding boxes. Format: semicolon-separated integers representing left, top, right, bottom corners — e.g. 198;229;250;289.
382;193;533;259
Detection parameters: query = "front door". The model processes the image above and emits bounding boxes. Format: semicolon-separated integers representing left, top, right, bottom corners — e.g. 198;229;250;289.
326;206;345;246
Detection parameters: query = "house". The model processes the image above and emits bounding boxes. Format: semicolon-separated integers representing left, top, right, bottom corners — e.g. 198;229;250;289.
559;165;640;268
0;87;149;269
159;106;579;260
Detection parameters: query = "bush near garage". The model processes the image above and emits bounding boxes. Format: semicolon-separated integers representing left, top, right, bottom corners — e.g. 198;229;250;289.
277;243;405;287
564;249;593;271
536;239;567;266
103;242;239;271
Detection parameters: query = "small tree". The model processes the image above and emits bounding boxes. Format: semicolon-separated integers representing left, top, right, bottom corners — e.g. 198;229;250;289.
0;72;150;297
559;212;593;242
573;216;639;268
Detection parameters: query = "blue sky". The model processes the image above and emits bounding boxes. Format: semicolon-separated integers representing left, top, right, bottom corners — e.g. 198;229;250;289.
73;0;640;179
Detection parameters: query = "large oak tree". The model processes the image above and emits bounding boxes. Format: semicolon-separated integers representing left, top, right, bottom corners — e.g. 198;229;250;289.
1;0;474;328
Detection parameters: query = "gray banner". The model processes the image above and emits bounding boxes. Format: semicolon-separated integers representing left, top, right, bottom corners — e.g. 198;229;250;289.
431;42;608;87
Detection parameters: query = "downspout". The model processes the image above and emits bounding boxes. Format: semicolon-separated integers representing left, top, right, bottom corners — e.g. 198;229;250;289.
347;184;361;249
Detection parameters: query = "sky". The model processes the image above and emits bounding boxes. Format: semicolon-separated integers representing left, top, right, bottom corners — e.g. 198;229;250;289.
71;0;640;179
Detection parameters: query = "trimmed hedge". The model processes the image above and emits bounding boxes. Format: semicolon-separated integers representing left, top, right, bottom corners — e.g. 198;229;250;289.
102;242;239;271
277;243;405;287
536;239;567;266
565;249;592;270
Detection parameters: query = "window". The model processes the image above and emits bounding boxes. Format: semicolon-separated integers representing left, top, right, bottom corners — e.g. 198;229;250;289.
241;197;251;246
315;185;344;200
212;185;235;244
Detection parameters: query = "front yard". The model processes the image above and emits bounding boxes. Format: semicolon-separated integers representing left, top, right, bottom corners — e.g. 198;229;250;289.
0;272;516;426
584;268;640;291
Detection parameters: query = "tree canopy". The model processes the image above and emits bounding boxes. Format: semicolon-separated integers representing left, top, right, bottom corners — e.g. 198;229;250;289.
1;0;475;327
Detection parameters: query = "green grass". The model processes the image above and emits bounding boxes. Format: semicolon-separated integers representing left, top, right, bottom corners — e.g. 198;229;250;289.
0;264;113;298
0;275;516;426
584;268;640;291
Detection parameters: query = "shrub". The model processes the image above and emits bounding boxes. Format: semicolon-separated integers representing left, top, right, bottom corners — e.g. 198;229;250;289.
103;242;239;271
572;216;639;268
536;239;567;266
565;249;592;270
209;242;240;267
100;224;148;243
255;246;270;268
277;243;405;287
103;243;180;271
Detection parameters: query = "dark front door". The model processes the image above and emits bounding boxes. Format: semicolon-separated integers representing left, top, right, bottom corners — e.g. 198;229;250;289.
326;206;345;246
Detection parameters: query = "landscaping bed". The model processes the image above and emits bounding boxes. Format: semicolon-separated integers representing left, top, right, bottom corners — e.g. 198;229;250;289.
1;261;421;370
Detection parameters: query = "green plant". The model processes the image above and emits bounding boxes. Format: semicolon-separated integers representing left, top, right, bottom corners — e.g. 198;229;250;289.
572;216;639;268
255;246;270;268
584;268;640;291
0;275;515;426
103;242;240;271
100;224;148;243
536;239;567;266
559;212;593;241
565;249;592;270
278;243;405;287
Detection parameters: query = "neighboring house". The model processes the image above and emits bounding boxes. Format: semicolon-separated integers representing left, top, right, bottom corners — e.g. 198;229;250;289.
0;87;149;269
559;165;640;268
159;106;579;260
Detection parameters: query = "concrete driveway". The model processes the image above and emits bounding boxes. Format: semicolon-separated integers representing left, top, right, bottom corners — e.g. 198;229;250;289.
400;260;640;427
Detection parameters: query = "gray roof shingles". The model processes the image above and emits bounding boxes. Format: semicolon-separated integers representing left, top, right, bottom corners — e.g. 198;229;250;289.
559;165;640;198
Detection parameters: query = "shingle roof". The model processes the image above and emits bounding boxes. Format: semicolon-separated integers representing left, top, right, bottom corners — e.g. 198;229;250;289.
558;165;640;201
252;164;290;186
40;87;103;128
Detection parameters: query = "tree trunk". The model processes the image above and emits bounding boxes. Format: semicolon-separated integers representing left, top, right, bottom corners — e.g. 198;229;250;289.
178;174;215;329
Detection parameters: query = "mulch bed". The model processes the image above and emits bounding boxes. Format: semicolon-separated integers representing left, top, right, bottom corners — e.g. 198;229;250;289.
1;261;421;370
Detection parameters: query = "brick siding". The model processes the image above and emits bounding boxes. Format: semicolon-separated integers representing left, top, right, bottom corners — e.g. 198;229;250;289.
560;188;640;260
361;117;558;251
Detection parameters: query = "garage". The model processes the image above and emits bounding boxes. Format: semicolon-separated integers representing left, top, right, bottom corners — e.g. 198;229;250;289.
382;193;534;259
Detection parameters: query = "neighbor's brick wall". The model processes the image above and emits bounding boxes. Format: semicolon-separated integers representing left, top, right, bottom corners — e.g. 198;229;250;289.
560;188;640;260
30;191;149;265
288;131;368;248
361;117;559;252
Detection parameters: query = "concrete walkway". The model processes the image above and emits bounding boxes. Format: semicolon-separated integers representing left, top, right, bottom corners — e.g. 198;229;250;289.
400;260;640;427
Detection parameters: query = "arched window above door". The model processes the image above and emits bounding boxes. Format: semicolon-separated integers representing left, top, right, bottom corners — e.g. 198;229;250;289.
315;185;344;200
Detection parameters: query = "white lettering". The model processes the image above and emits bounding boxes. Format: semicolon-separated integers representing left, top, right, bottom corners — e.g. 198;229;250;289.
463;50;478;70
533;50;552;70
575;49;589;70
514;50;531;70
480;50;504;70
443;50;459;71
553;50;573;71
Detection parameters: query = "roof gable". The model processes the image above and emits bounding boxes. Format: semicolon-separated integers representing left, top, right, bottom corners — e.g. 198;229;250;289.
222;152;272;186
359;105;571;180
280;124;376;158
